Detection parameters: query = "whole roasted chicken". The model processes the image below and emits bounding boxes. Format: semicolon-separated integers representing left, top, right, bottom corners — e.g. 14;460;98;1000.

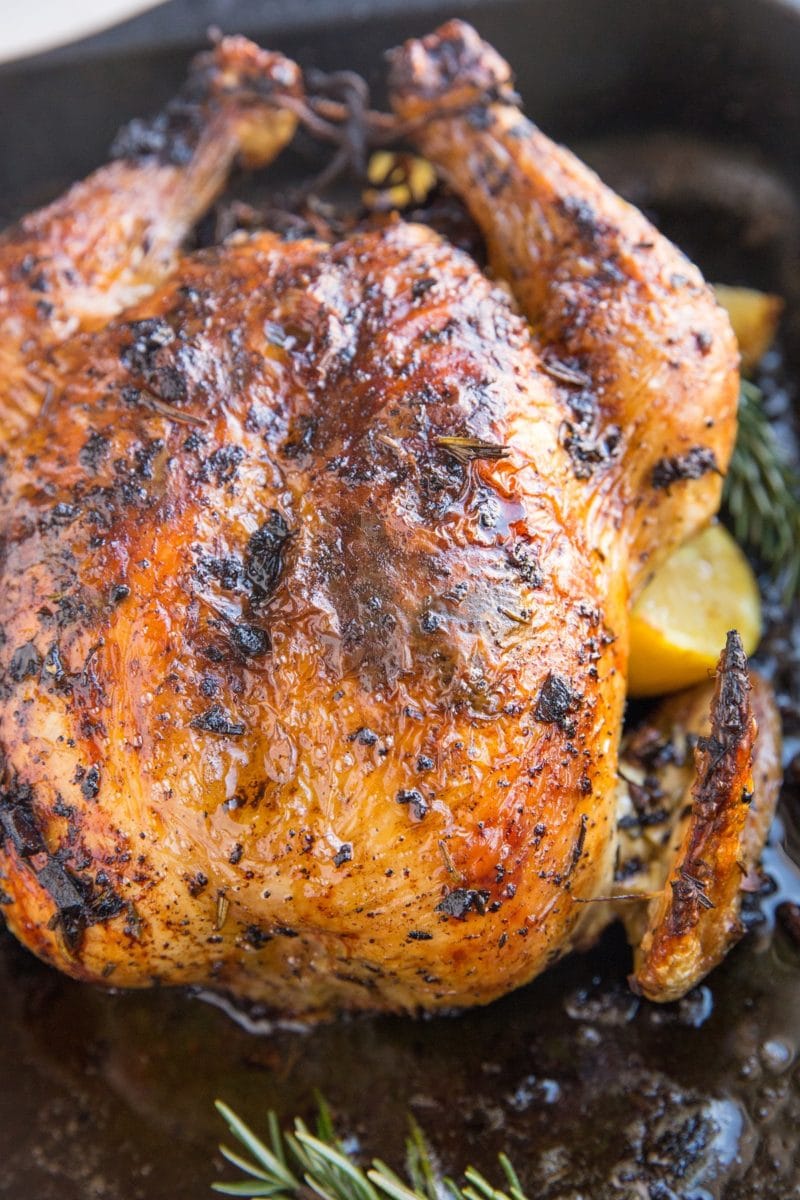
0;23;782;1016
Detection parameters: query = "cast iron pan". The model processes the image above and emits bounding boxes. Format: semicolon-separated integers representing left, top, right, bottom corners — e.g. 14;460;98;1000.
1;2;800;1197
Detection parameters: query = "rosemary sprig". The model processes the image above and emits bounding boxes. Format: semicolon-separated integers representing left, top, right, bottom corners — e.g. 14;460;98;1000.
722;380;800;603
212;1097;530;1200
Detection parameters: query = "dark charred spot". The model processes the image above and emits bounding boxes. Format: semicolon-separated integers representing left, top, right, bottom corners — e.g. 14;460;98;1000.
243;924;273;949
133;438;165;480
416;755;435;772
201;444;245;486
396;788;429;820
615;855;645;883
333;843;353;867
200;673;219;697
80;766;101;801
407;929;433;940
555;387;622;479
651;447;718;490
79;431;110;473
0;778;42;857
43;502;79;529
562;422;622;479
534;673;582;733
197;553;246;593
229;843;244;865
349;727;379;746
110;88;204;166
245;511;291;601
436;887;490;919
57;594;91;629
506;541;543;588
412;276;437;299
466;105;494;130
8;642;41;682
185;871;208;897
1;775;125;951
189;703;246;737
230;623;270;658
282;414;317;459
120;318;187;404
557;195;611;246
420;609;442;634
110;584;131;605
121;317;174;367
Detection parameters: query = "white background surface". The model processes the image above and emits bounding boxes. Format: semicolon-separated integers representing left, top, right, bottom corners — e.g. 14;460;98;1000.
0;0;167;63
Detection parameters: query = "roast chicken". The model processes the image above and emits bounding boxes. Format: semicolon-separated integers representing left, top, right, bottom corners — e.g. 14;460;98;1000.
0;22;782;1016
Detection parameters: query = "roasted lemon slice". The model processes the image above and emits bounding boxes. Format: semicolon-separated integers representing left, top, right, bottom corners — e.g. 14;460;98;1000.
628;523;762;697
713;284;782;374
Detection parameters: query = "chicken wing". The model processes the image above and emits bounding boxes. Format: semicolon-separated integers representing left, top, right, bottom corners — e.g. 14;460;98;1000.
0;37;301;442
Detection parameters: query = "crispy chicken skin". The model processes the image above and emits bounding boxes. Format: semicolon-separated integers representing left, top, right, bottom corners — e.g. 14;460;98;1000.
389;21;739;588
0;24;780;1015
623;638;782;1002
0;37;301;443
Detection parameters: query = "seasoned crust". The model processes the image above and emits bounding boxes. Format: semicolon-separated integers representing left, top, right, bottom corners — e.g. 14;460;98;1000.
632;634;782;1002
387;20;516;117
112;36;303;169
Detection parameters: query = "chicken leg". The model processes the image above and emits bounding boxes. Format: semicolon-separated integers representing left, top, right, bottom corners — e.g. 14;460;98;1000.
0;36;302;443
389;21;778;1001
389;20;739;590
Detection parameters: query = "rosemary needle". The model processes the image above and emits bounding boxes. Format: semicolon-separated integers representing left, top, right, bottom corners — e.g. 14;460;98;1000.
434;435;510;465
722;380;800;604
212;1097;531;1200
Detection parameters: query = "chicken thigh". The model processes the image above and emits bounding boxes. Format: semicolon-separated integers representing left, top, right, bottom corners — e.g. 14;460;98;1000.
0;24;779;1016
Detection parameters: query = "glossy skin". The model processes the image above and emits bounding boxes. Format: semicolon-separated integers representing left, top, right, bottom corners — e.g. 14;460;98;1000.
0;221;619;1013
0;25;763;1016
609;640;782;1001
389;21;739;589
0;36;301;443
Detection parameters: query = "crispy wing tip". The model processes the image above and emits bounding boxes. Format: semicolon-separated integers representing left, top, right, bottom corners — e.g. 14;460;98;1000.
387;20;515;117
632;633;782;1002
196;35;303;103
110;35;303;171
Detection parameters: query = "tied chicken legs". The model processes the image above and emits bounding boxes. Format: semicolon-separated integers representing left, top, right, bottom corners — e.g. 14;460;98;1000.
0;23;781;1016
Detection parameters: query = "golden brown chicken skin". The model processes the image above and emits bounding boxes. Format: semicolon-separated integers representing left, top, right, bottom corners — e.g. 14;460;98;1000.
0;220;622;1014
0;25;777;1017
625;638;782;1002
0;36;301;443
389;20;739;587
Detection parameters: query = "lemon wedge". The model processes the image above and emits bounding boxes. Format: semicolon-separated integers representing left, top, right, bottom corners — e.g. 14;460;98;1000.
628;523;762;697
713;284;782;374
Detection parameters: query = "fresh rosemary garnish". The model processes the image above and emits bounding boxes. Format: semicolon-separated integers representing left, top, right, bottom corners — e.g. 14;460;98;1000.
435;436;510;464
213;1097;530;1200
722;380;800;603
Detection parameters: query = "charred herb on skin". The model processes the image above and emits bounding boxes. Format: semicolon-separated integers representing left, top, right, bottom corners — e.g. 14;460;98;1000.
434;436;510;465
212;1096;530;1200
